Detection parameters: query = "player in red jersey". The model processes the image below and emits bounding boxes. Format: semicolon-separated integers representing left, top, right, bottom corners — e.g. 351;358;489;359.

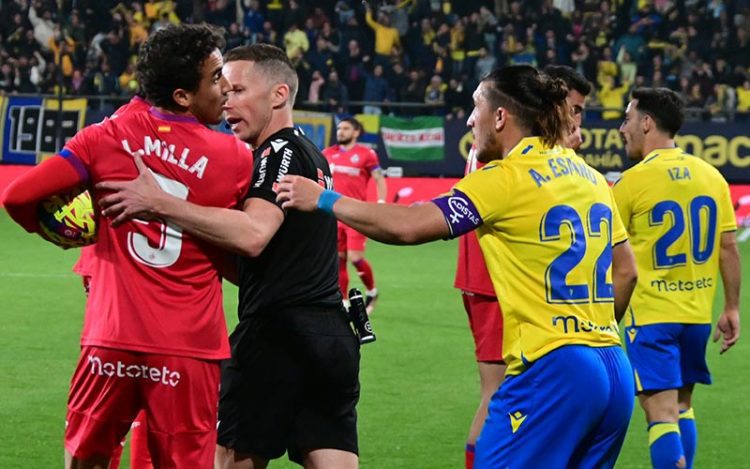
2;24;253;469
322;117;387;311
72;93;155;469
454;143;506;469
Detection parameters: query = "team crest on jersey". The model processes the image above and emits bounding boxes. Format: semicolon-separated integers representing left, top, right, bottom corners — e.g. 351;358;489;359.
350;155;360;163
261;147;272;158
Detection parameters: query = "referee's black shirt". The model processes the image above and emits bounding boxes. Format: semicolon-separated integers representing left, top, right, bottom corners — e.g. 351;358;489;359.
237;127;341;319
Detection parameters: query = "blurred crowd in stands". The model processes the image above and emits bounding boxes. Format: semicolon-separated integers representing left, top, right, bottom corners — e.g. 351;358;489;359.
1;0;750;120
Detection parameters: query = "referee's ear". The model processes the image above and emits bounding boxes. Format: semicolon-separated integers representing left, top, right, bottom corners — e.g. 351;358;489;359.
272;83;291;109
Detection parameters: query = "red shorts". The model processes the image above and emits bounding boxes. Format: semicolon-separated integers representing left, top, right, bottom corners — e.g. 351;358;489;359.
461;291;504;362
337;222;367;252
65;346;220;468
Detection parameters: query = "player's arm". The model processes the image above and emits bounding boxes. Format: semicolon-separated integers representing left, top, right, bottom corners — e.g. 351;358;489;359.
1;152;87;233
372;168;388;203
98;153;283;257
277;175;451;244
611;174;633;230
161;196;282;257
714;230;741;354
609;185;637;322
611;240;638;322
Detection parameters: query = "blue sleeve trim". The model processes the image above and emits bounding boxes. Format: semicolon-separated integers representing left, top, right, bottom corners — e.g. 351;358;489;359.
58;148;90;184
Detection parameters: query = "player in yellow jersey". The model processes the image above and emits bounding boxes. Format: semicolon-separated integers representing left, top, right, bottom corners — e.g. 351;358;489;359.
614;88;741;469
277;65;639;468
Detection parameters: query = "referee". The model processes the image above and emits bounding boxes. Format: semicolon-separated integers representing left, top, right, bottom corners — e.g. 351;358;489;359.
98;44;361;469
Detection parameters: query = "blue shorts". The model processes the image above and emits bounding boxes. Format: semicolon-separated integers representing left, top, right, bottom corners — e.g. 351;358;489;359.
475;345;634;469
624;322;712;393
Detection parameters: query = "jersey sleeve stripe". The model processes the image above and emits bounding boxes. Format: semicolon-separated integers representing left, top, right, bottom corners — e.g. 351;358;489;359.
58;148;90;184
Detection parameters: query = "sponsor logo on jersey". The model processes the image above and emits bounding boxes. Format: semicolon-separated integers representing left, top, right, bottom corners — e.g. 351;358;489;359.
254;154;268;188
650;277;714;292
275;147;293;183
551;315;618;335
87;354;181;387
317;168;333;189
332;164;361;176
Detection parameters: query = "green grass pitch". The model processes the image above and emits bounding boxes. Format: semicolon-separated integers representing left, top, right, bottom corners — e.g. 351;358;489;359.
0;211;748;468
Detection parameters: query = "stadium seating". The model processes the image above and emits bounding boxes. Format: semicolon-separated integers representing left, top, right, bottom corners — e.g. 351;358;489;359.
0;0;749;120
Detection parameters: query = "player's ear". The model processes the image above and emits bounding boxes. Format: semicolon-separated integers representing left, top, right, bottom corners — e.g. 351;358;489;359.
172;88;191;109
641;112;652;134
494;106;506;132
271;83;290;109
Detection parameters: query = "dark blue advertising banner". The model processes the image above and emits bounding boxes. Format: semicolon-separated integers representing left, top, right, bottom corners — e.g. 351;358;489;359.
15;107;746;184
576;121;750;184
1;96;87;164
410;119;749;183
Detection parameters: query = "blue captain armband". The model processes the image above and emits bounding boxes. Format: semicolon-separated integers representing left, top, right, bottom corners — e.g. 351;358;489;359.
317;189;342;213
431;189;483;238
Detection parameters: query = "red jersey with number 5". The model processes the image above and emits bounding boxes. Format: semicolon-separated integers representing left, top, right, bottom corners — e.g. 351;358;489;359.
63;108;253;360
322;143;380;201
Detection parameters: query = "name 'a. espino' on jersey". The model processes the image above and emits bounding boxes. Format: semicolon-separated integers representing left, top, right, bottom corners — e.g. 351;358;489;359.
61;107;253;360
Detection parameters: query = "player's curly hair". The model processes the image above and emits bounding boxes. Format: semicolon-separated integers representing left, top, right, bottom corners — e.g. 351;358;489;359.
136;23;226;111
482;65;572;148
543;65;592;97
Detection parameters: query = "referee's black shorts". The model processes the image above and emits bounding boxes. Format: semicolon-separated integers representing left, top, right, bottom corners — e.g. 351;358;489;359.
217;305;360;464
